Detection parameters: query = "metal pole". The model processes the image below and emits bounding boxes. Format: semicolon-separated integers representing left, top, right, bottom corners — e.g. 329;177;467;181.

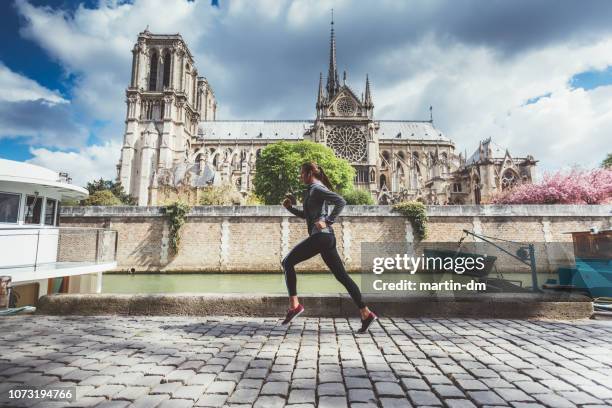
529;244;540;293
34;229;40;271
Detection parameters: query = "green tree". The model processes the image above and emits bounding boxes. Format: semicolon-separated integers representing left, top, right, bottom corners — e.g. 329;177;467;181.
82;190;122;206
340;187;375;205
603;153;612;168
253;141;355;205
85;178;135;205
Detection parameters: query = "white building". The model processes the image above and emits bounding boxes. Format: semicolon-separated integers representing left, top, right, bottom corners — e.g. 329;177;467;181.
0;159;117;306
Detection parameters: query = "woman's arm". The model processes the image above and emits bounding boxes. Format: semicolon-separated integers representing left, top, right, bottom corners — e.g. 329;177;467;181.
286;205;306;219
313;185;346;224
283;197;306;219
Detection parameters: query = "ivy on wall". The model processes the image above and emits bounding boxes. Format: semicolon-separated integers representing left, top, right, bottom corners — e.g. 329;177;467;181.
164;201;191;255
392;201;428;241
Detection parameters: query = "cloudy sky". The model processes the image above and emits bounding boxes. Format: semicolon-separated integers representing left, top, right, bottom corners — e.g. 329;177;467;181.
1;0;612;187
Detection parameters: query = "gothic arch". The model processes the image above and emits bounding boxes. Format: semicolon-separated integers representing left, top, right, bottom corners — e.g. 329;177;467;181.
381;150;391;168
148;49;159;91
162;49;171;89
379;174;387;189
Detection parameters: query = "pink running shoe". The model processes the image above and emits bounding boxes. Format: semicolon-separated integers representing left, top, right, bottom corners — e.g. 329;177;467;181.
357;312;378;333
282;304;304;325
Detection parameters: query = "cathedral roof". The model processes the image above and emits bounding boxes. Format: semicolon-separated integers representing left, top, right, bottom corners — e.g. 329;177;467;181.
196;120;451;141
377;121;450;141
198;120;312;140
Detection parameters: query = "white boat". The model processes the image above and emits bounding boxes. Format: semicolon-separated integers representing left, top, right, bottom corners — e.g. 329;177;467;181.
0;158;117;307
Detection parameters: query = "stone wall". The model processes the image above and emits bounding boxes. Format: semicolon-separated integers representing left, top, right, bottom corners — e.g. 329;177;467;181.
60;205;612;273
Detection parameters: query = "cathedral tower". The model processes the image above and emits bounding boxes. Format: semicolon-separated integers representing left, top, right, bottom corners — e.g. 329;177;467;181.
310;17;379;193
117;29;217;205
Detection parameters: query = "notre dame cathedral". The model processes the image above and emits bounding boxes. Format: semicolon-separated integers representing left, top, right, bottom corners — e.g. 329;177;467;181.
117;23;537;206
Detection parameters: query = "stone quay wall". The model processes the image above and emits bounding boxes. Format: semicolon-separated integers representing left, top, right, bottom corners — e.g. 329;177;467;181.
60;205;612;273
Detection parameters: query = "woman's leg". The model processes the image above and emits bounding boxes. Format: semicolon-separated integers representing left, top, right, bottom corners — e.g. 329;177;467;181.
319;235;372;319
281;235;323;307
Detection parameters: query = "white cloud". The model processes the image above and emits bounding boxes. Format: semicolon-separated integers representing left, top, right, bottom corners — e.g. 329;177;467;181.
27;141;121;187
12;0;612;174
372;35;612;171
0;62;65;104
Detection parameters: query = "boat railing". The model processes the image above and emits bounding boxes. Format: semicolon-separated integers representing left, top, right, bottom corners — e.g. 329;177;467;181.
0;227;118;270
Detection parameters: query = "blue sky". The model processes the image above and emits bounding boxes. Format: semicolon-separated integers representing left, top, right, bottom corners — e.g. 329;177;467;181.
1;0;612;186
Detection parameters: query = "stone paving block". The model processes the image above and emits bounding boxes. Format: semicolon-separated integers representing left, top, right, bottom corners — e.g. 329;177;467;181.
346;376;372;389
151;382;182;395
68;396;107;407
203;381;235;395
380;397;413;407
445;399;477;408
260;381;289;396
194;393;227;407
468;390;507;406
227;388;259;404
157;399;194;408
400;378;429;390
495;387;534;402
94;401;132;408
533;393;577;408
84;384;125;398
172;385;207;400
319;396;348;407
375;381;404;397
185;373;215;387
433;384;465;398
164;370;195;384
291;378;316;389
407;390;442;406
288;389;316;404
559;391;602;405
114;386;150;401
349;389;377;403
318;382;346;396
128;393;170;408
253;395;285;408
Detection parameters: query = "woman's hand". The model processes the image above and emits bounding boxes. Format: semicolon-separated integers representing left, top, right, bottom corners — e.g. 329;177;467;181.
315;219;327;230
282;198;292;209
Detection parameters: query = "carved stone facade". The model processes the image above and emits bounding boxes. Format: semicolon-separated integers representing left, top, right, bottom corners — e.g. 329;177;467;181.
117;25;536;206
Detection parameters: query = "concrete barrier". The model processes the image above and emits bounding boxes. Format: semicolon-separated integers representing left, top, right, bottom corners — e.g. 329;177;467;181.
36;293;593;320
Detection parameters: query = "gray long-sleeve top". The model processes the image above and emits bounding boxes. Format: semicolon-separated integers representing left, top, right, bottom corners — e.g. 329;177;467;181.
286;182;347;236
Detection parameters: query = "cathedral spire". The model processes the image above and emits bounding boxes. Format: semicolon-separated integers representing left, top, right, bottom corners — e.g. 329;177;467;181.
317;72;325;108
326;10;339;98
364;74;373;107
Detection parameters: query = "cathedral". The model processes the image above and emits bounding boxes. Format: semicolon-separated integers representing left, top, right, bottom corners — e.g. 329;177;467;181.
117;24;537;206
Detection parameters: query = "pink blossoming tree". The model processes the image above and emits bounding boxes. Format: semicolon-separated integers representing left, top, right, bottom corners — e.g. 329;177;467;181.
491;168;612;205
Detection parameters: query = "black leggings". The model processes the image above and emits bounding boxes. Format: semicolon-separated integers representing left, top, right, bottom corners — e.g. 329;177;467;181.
281;232;366;309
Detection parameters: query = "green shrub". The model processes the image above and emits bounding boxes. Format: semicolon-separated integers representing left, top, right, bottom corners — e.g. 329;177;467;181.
340;187;374;205
164;201;191;255
82;190;122;206
392;201;428;241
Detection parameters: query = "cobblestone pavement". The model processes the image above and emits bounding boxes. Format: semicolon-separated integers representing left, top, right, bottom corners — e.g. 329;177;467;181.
1;316;611;408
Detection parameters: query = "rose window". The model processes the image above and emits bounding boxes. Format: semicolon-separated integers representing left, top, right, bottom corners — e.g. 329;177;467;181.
327;126;367;162
335;97;356;116
501;170;518;190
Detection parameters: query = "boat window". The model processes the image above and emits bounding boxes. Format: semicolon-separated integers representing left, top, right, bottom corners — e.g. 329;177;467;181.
45;198;57;226
25;195;42;225
0;192;20;223
55;201;61;227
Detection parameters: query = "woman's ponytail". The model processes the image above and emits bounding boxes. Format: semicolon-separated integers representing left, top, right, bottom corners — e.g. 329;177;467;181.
301;161;334;191
318;166;334;191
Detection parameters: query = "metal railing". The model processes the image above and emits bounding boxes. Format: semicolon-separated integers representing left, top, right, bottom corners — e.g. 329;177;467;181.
0;227;118;270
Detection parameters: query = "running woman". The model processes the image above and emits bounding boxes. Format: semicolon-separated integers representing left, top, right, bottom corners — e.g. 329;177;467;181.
280;162;377;333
